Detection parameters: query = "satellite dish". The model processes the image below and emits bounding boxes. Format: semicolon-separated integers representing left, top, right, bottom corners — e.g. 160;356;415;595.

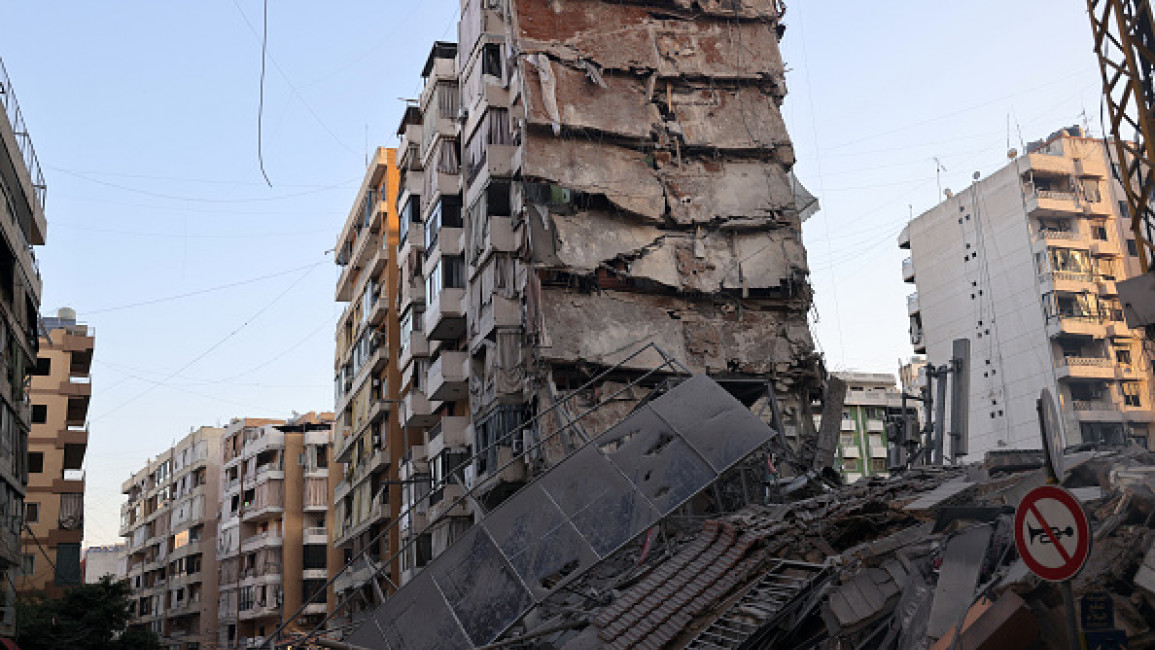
1007;148;1018;159
944;188;954;198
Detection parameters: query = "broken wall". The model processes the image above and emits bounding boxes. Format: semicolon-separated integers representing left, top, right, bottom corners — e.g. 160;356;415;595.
506;0;818;396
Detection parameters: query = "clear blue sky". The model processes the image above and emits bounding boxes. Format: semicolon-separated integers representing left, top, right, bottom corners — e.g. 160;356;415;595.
0;1;1102;546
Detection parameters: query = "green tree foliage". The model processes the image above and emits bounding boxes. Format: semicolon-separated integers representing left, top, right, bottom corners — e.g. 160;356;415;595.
14;576;161;650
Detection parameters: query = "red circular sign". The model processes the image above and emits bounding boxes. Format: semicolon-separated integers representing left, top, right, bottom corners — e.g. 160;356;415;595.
1014;485;1091;582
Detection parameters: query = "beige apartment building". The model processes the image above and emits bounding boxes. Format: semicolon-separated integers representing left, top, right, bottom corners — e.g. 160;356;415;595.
901;126;1155;458
121;426;224;650
215;413;331;649
0;56;49;639
19;308;91;597
329;147;401;626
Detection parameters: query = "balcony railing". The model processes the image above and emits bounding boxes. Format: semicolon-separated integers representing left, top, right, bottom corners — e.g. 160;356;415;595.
1063;356;1113;367
1073;399;1112;411
0;57;46;211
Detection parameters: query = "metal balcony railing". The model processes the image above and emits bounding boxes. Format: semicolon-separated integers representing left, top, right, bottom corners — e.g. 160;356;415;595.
0;57;46;211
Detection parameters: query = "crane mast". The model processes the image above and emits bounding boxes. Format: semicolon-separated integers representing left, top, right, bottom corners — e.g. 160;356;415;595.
1089;0;1155;272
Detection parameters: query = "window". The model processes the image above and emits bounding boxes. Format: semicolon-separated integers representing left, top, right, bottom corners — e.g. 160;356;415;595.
1122;382;1143;407
481;43;503;77
1119;199;1130;218
1092;226;1108;241
1128;239;1139;257
303;544;327;570
1117;348;1133;365
55;543;81;586
424;196;462;250
21;554;33;576
24;502;38;523
31;405;46;424
32;357;50;376
843;458;861;472
28;453;42;474
398;195;420;246
870;459;887;472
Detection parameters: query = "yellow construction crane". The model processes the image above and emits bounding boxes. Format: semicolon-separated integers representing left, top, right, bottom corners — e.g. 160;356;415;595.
1089;0;1155;273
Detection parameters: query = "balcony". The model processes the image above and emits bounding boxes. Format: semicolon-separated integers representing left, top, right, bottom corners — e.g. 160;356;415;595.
1039;271;1096;294
402;389;440;429
427;351;469;402
866;419;885;433
1024;188;1080;215
241;501;285;524
840;419;855;432
367;288;388;326
1026;152;1076;177
898;224;911;249
428;483;470;521
424;288;466;340
303;527;328;544
1034;228;1085;246
400;222;426;261
426;416;471;459
400;330;429;372
1046;315;1107;339
398;125;424;171
400;275;427;315
464;144;518;191
424;227;465;272
901;257;914;283
240;531;283;553
906;292;919;316
471;294;520;349
1070;398;1120;421
1057;356;1116;380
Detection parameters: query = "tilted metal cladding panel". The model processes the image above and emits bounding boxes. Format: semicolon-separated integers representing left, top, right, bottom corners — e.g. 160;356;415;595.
348;374;776;649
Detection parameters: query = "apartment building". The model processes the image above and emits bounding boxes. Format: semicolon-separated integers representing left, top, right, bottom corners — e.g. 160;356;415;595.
19;308;91;596
833;372;914;482
385;0;818;588
901;126;1154;458
83;543;125;583
0;56;48;638
120;426;223;649
216;413;331;649
329;148;401;624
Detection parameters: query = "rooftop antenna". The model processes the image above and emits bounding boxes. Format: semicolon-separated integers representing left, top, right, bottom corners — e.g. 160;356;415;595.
934;157;947;198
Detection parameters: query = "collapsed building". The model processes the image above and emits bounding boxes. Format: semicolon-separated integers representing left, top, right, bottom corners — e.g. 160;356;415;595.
322;0;826;637
384;0;820;589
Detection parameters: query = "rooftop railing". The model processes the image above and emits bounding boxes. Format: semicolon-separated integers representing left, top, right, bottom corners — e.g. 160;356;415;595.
0;58;45;212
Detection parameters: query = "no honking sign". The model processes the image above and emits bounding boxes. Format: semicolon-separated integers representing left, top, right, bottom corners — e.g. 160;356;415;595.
1013;485;1091;582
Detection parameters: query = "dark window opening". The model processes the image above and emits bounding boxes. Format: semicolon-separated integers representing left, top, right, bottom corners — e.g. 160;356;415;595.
31;404;46;424
33;357;50;376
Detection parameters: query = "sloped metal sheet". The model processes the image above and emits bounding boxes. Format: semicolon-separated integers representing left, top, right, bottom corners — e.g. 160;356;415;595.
348;374;776;649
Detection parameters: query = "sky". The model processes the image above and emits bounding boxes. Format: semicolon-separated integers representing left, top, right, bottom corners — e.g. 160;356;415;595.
0;1;1105;547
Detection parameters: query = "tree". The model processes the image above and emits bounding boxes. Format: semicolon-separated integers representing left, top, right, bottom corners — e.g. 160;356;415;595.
15;576;162;650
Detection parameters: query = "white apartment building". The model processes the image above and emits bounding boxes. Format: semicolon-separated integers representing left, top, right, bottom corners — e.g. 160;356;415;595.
900;127;1154;458
120;426;224;649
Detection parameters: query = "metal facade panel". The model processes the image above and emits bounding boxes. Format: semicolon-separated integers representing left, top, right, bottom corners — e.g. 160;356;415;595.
428;527;535;645
653;373;777;471
537;444;660;556
349;374;777;649
482;483;600;600
345;571;470;649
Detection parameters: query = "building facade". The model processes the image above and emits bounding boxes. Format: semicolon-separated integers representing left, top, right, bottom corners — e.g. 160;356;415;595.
121;426;224;649
20;308;91;596
370;0;818;601
833;372;913;482
901;127;1154;458
329;148;401;625
0;55;48;638
216;414;331;649
83;543;125;583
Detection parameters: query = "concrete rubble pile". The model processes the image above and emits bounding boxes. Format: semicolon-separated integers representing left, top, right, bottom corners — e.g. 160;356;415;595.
490;446;1155;649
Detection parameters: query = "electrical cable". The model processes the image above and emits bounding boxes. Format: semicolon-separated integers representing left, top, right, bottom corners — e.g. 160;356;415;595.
89;257;328;422
257;0;272;187
81;256;329;315
50;167;354;204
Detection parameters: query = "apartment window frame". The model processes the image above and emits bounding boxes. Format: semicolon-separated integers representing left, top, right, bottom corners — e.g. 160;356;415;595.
32;357;49;376
24;501;38;523
31;404;46;424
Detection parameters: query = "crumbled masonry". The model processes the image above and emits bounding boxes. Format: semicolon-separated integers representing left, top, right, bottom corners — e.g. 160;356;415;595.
485;446;1155;649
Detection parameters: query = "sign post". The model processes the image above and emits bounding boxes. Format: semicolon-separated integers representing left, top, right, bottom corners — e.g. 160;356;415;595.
1029;391;1086;650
